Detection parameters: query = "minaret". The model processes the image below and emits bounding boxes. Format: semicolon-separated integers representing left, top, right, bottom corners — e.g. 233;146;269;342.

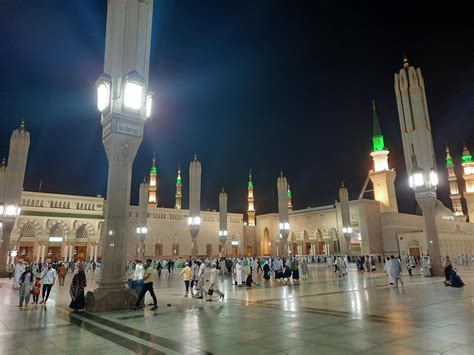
148;155;158;207
461;144;474;222
445;144;464;218
368;100;398;212
287;184;293;211
138;179;149;257
0;121;30;273
394;55;442;275
277;171;289;257
247;170;255;226
0;158;7;206
175;165;182;209
188;155;201;258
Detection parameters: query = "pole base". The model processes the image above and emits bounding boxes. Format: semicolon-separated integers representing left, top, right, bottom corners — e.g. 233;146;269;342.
429;264;445;277
85;287;137;312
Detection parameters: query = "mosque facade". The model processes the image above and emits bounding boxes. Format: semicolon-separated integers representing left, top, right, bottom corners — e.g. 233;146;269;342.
1;58;474;263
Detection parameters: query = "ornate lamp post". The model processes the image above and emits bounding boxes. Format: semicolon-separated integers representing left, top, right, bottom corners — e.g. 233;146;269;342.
86;0;154;311
219;189;228;257
277;172;289;257
0;122;29;274
188;155;201;259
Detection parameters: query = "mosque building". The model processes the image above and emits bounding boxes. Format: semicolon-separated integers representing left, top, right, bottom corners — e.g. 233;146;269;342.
1;58;474;263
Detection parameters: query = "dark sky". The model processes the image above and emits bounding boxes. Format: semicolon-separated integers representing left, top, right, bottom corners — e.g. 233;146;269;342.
0;0;472;215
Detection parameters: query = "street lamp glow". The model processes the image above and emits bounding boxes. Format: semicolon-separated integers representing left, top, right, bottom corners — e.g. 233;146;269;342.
413;171;424;187
279;223;283;230
187;217;193;225
284;222;290;230
124;81;143;110
97;82;110;112
193;216;201;225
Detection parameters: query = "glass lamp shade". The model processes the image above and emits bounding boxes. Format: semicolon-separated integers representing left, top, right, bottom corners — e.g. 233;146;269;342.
187;217;193;225
429;170;439;186
97;82;110;112
146;94;153;118
124;81;143;110
413;172;424;187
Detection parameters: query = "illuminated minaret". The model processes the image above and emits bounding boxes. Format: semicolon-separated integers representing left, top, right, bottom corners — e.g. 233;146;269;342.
461;144;474;222
247;170;255;226
277;171;289;257
368;100;398;213
148;155;158;207
287;184;293;211
175;165;182;209
445;144;464;218
188;155;201;258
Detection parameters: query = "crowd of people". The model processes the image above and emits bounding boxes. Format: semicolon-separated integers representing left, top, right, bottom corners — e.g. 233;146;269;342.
7;251;467;313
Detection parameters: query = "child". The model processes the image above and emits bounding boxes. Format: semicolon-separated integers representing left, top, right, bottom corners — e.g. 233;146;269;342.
32;277;41;304
245;273;256;287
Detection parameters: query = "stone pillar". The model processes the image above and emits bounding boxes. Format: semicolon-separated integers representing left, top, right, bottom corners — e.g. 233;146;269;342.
416;196;443;276
0;221;14;274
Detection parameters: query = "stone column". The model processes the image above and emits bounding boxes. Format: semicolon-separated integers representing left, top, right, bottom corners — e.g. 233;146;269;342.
416;196;443;276
0;221;14;273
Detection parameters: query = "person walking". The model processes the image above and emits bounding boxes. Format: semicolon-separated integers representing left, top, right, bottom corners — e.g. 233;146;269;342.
235;260;243;286
133;259;158;310
58;263;67;286
206;263;224;302
40;263;57;304
180;262;192;296
69;264;87;312
193;260;206;299
18;267;34;307
31;276;41;304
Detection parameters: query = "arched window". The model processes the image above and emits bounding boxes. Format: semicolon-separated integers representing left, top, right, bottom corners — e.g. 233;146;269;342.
172;243;179;256
20;223;35;239
76;225;88;239
263;227;270;255
155;243;163;256
49;224;64;239
206;244;212;257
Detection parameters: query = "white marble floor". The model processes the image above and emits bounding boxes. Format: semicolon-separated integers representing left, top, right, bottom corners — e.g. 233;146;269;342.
1;264;473;354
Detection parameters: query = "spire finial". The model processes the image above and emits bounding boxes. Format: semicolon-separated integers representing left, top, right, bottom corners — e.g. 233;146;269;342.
194;153;197;161
178;163;181;172
222;187;225;193
1;157;6;167
280;170;283;177
341;181;345;188
372;99;376;110
19;119;25;130
403;53;409;68
249;168;252;180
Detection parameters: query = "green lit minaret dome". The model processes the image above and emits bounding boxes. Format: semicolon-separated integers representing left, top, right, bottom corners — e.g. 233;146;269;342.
462;145;472;163
445;143;453;166
248;169;253;188
371;100;385;152
176;165;181;185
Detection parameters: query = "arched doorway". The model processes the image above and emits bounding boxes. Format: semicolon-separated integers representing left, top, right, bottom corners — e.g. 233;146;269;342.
291;243;298;256
304;242;311;255
48;224;64;261
407;239;420;258
74;224;88;261
263;228;270;256
155;243;163;257
19;223;35;262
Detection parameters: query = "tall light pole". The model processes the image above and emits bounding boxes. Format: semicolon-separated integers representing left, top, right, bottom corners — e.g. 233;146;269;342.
0;122;29;274
137;179;149;258
339;182;352;255
188;155;201;259
86;0;154;311
395;56;442;275
277;172;289;257
219;188;228;257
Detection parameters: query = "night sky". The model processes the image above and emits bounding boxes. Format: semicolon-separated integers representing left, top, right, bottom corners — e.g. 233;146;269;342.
0;1;472;215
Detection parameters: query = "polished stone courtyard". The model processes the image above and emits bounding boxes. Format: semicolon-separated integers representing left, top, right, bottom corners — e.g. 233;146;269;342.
0;264;473;355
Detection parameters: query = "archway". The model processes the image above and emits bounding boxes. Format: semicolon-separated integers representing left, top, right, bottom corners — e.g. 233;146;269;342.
262;228;270;256
155;243;163;257
172;243;179;257
19;223;35;262
48;223;64;261
74;224;88;261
